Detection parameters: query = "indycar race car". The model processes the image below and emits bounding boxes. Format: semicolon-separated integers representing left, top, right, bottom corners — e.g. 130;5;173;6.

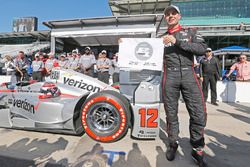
0;39;163;143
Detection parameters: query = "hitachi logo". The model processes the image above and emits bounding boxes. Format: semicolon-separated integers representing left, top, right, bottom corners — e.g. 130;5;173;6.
63;77;101;93
13;99;35;114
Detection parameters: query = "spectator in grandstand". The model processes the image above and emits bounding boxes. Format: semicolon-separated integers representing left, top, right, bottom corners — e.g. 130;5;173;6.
200;48;221;106
111;52;119;83
58;54;69;69
14;51;29;82
79;47;96;77
236;22;246;31
226;54;250;81
31;53;44;82
96;50;111;84
45;52;58;76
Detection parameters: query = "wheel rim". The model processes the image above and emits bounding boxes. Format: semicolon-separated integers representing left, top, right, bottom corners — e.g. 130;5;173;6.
87;103;120;135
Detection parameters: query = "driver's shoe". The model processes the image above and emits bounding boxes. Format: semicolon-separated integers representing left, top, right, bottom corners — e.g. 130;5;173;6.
191;147;208;167
166;142;178;161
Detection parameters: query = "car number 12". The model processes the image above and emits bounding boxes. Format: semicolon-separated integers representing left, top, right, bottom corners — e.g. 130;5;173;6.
139;108;158;128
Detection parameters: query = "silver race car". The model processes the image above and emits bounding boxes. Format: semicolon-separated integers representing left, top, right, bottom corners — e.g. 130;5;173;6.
0;38;163;142
0;67;161;142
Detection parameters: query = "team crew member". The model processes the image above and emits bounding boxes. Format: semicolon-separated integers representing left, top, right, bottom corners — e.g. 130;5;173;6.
45;52;57;76
68;50;81;72
200;48;221;105
162;5;207;167
58;54;68;68
79;47;96;77
4;55;16;83
67;52;74;62
38;53;47;79
96;50;111;84
31;53;44;81
4;55;15;76
14;51;29;82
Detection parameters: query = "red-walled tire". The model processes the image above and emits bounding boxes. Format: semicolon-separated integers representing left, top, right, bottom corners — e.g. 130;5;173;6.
81;90;131;143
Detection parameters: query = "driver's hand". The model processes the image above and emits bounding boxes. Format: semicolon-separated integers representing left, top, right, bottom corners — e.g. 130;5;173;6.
163;35;176;45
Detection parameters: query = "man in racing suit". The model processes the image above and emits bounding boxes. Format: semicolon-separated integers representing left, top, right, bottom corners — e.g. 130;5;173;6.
161;5;207;167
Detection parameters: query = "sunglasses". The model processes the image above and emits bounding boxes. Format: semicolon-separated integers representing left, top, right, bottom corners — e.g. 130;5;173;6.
239;57;246;59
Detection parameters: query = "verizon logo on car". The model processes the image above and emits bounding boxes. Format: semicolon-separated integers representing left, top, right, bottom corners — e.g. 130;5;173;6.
13;99;35;114
63;77;101;93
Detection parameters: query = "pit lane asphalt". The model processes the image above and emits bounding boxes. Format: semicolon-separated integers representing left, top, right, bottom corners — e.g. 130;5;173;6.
0;102;249;167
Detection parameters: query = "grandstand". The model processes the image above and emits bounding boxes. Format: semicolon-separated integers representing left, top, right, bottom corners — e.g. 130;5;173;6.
0;42;50;57
0;30;51;57
109;0;250;49
0;0;249;53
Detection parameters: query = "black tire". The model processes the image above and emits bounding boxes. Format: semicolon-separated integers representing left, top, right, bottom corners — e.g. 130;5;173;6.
81;90;131;142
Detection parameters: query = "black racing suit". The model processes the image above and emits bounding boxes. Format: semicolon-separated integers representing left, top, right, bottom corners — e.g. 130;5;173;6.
162;27;207;148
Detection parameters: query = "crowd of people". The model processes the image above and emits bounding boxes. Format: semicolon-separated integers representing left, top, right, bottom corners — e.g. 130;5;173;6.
0;3;248;167
1;47;120;85
193;48;250;106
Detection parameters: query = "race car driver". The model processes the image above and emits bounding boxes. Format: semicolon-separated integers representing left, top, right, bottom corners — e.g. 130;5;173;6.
161;5;207;167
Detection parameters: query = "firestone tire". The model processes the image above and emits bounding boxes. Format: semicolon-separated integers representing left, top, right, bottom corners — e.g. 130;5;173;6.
81;90;131;143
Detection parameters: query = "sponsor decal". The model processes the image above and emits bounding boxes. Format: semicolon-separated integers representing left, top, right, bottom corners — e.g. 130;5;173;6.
50;70;60;80
102;150;126;166
63;77;101;93
17;90;40;93
137;131;157;138
12;99;35;114
63;72;75;77
135;42;153;61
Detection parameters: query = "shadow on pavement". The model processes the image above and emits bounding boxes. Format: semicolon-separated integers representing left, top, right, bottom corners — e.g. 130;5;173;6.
111;142;151;167
220;81;236;103
111;153;128;167
71;143;107;167
217;108;250;124
225;102;250;115
45;141;152;167
205;129;250;167
0;137;68;167
158;118;250;167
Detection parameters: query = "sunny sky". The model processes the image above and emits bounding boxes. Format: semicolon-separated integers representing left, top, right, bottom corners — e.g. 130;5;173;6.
0;0;112;32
